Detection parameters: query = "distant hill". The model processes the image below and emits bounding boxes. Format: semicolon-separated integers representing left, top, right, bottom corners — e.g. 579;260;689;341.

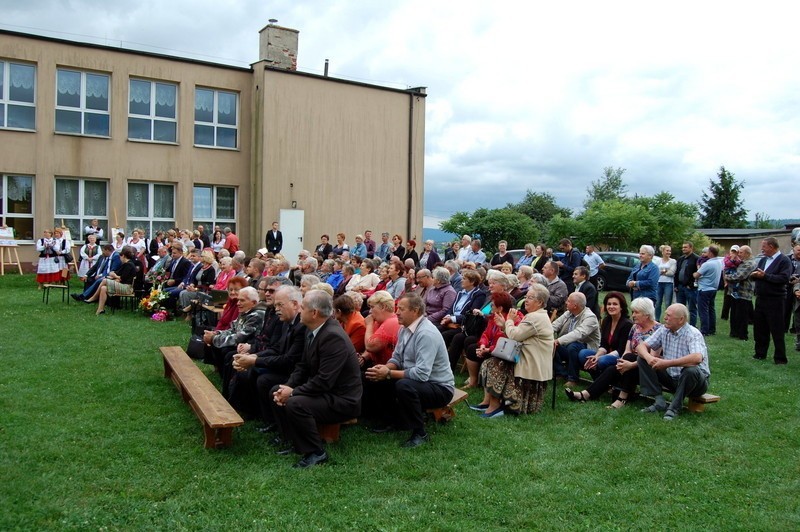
423;227;458;244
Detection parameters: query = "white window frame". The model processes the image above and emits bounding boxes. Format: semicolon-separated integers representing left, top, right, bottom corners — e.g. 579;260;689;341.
192;185;237;232
53;177;109;241
55;68;110;137
1;174;35;241
128;78;178;143
194;87;238;149
0;60;37;131
127;182;176;237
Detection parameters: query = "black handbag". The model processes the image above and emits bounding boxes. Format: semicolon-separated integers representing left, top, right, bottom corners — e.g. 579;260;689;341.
463;313;487;337
186;334;206;359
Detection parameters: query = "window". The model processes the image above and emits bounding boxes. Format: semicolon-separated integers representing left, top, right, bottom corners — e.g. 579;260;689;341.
55;69;110;136
0;61;36;130
127;182;175;237
54;178;108;242
1;175;34;240
194;87;238;148
128;79;177;143
193;185;236;234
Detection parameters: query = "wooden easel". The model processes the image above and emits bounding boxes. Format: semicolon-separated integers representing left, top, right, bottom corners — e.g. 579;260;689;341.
0;242;23;275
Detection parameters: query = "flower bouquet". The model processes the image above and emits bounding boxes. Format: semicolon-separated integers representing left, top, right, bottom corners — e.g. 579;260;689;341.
151;310;169;322
139;284;169;316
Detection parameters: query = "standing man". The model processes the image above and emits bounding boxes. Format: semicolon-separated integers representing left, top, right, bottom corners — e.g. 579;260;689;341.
573;266;599;317
265;222;283;254
197;225;211;250
750;237;792;364
222;227;239;254
542;261;568;317
555;238;582;293
724;246;758;341
457;235;472;262
693;245;722;336
270;290;362;468
365;293;455;448
363;230;376;259
583;244;605;288
674;241;700;327
636;303;710;421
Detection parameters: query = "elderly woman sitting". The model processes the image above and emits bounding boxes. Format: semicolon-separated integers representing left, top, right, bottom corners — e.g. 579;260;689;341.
463;291;521;389
85;247;137;315
361;291;400;368
566;297;662;408
178;250;218;313
385;262;407;300
474;283;554;417
334;293;366;352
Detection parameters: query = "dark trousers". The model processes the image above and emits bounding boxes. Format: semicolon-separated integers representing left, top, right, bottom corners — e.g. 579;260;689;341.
269;386;355;454
786;290;797;332
555;342;587;382
585;353;639;399
753;296;786;362
638;358;709;412
697;290;717;335
81;277;103;299
675;285;698;326
255;371;290;424
729;297;753;340
361;379;452;434
441;329;469;371
720;291;733;320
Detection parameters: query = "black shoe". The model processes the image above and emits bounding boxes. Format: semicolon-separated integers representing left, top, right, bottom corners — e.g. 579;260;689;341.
268;436;284;447
369;424;397;434
775;359;788;365
70;293;84;301
752;355;766;360
401;433;429;448
256;423;277;434
293;451;328;468
276;446;297;456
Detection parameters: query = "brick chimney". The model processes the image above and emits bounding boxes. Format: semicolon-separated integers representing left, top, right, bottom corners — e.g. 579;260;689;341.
258;23;298;71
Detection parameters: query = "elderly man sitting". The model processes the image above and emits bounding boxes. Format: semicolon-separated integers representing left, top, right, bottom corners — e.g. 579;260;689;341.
424;267;457;324
636;303;710;420
552;292;601;388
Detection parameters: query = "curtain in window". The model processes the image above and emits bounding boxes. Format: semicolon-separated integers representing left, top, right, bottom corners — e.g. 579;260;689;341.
57;70;81;96
6;176;32;207
217;92;236;125
55;179;79;216
193;186;212;220
128;183;149;217
9;64;35;103
216;187;235;219
155;83;176;118
84;181;107;216
195;89;214;113
129;80;151;104
153;184;174;219
85;74;109;99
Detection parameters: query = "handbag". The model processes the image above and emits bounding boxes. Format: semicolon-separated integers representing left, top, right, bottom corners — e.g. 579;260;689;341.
491;337;522;363
463;313;487;337
186;334;206;360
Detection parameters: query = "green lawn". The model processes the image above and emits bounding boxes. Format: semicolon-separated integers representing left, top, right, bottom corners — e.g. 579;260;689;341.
1;273;798;530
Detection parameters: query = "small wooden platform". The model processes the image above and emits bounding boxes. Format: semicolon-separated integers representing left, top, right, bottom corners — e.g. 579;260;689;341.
160;346;244;448
687;393;721;413
427;388;469;422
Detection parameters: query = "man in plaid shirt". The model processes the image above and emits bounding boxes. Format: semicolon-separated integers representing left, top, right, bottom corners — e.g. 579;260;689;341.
635;303;710;421
724;245;758;341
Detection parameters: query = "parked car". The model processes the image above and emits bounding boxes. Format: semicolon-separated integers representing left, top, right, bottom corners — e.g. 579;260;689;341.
596;252;640;292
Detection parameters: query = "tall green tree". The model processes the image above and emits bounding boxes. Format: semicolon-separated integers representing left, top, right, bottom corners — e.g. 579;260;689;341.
439;208;539;252
629;192;698;248
698;166;748;228
584;166;628;209
506;190;572;243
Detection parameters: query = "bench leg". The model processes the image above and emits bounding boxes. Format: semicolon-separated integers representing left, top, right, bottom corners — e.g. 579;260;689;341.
687;399;706;413
318;423;341;443
202;423;234;449
431;406;456;423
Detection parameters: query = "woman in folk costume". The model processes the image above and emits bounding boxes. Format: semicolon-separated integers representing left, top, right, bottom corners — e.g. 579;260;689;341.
35;228;61;288
78;233;100;278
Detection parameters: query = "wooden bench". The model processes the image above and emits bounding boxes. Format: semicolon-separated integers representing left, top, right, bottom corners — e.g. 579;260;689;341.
160;346;244;448
687;393;720;413
427;388;469;422
318;418;358;444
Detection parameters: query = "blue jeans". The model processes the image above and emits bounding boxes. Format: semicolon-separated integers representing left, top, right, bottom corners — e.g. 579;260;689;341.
697;290;717;335
655;282;674;321
675;285;698;327
555;342;588;382
576;348;619;379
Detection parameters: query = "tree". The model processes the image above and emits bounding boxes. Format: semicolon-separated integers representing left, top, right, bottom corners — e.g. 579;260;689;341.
698;166;748;228
506;190;572;243
583;166;628;209
752;212;781;229
439;208;539;252
629;192;698;249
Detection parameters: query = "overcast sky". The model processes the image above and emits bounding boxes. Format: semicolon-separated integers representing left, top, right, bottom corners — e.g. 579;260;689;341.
3;0;799;227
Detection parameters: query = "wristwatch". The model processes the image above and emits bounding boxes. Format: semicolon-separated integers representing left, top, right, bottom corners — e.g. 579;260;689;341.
385;369;392;380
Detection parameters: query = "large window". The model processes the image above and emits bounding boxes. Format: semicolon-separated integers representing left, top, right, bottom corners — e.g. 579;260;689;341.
128;79;177;143
0;61;36;130
194;87;238;148
54;178;108;242
1;175;34;240
127;182;175;237
55;69;110;136
193;185;236;234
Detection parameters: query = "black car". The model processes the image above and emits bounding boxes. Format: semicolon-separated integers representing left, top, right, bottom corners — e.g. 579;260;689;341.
596;252;640;292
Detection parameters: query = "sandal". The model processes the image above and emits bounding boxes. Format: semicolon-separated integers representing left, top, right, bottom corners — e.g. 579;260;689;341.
607;398;627;409
564;388;585;403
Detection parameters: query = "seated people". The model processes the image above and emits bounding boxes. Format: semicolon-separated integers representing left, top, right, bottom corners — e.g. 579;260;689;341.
270;290;362;468
575;291;633;379
566;297;662;408
163;248;202;309
365;293;455;447
72;244;119;301
636;303;710;420
177;250;217;312
360;291;400;369
439;269;488;370
463;292;520;389
552;292;601;387
542;261;568;317
474;283;554;417
230;286;306;428
385;262;407;300
424;267;457;324
573;266;600;317
85;247;137;315
333;293;366;352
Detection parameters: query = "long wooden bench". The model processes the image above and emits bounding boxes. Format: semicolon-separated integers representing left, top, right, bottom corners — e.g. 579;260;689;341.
687;393;721;413
427;388;469;422
160;346;244;449
318;418;358;444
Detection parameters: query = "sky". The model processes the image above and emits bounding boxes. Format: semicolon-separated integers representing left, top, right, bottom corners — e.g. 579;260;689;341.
3;0;799;228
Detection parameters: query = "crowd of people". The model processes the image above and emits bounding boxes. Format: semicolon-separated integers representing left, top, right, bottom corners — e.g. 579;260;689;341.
40;220;800;468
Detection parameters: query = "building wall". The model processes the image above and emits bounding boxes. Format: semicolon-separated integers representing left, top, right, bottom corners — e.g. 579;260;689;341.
252;66;425;253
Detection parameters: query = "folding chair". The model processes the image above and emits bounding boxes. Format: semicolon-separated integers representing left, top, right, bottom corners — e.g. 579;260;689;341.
42;269;71;304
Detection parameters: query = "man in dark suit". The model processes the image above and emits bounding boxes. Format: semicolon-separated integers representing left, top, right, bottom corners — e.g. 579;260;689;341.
265;222;283;254
163;248;201;307
72;244;119;301
163;244;191;290
573;266;600;317
751;237;792;364
674;241;700;327
270;290;362;468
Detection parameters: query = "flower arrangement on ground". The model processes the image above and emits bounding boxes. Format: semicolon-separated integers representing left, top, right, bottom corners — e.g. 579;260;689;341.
139;285;169;317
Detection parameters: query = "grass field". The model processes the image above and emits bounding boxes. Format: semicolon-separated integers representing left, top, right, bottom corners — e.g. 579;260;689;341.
1;273;799;530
